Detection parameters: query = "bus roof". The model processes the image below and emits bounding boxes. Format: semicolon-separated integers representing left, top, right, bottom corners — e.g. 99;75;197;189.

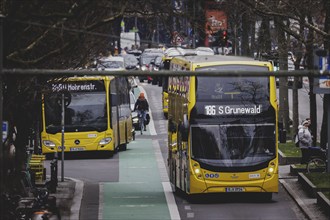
164;47;214;58
172;55;272;68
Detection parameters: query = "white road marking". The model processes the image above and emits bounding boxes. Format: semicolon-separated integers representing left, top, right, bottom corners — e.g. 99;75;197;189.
187;212;195;218
120;204;155;207
184;206;191;210
98;182;104;220
153;140;181;220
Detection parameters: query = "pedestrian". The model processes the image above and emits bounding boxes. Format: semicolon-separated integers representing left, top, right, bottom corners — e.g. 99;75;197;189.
134;92;149;131
298;120;313;164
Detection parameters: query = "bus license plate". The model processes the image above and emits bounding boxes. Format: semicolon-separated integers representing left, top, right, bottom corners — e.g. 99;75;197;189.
70;147;85;152
225;187;245;192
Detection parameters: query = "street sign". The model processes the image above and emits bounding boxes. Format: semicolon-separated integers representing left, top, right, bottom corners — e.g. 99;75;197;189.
2;121;8;142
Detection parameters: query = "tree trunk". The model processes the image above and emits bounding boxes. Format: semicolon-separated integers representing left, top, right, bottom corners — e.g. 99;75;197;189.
275;17;290;135
292;16;306;138
241;11;250;56
306;15;317;146
320;0;330;149
250;14;256;57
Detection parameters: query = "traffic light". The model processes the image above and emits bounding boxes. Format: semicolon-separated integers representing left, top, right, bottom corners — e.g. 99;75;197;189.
222;30;227;47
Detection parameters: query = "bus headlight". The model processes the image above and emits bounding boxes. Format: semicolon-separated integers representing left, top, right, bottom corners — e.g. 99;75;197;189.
193;162;203;179
267;161;276;177
99;137;112;145
194;168;201;174
43;140;56;147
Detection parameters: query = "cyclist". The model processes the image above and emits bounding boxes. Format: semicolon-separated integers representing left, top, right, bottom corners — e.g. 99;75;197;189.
134;92;149;132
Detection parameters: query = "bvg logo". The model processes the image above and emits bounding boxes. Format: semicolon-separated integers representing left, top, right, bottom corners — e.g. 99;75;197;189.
205;173;219;178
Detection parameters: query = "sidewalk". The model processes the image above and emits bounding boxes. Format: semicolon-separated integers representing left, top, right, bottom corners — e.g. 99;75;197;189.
279;165;329;220
50;177;84;220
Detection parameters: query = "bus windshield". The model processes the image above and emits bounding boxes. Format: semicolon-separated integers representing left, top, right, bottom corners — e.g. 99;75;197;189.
191;124;276;169
45;91;107;134
195;65;269;102
195;76;268;102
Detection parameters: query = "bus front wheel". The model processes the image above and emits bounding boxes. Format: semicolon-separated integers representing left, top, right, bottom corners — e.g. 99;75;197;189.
119;143;127;151
263;193;273;202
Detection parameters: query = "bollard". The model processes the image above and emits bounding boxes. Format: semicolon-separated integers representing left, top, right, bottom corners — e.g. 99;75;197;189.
279;129;287;143
48;159;58;193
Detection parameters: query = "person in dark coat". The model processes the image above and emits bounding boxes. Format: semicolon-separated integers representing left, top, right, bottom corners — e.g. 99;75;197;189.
134;92;149;131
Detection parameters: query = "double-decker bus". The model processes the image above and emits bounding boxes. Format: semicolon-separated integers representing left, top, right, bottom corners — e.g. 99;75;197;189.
161;48;186;118
161;47;214;118
41;76;133;157
167;55;278;200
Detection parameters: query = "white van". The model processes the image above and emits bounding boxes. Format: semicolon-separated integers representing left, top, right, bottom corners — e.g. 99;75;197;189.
120;32;140;50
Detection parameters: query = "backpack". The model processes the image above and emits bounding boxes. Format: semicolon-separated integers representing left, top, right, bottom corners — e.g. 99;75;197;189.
144;113;150;125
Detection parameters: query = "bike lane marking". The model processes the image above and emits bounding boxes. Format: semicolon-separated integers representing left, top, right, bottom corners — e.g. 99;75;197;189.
100;139;172;220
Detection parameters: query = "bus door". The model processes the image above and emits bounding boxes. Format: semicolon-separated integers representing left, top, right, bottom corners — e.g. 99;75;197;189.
110;81;119;149
177;127;189;192
168;126;178;188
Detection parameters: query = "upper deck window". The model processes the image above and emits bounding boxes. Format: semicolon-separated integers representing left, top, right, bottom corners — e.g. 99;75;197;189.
195;65;269;103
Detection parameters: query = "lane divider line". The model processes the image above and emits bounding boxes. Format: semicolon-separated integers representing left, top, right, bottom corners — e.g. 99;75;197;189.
153;140;181;220
98;182;104;220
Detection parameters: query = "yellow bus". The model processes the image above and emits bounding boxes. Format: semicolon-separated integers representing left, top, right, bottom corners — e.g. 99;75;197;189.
41;76;133;157
167;55;278;200
160;48;186;118
161;47;214;118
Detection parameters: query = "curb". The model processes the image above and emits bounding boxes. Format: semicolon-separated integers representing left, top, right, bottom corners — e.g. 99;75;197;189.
316;192;330;215
278;150;301;165
279;179;318;220
65;177;84;220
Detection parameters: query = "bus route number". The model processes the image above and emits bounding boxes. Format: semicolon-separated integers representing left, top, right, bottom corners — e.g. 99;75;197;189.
205;105;216;115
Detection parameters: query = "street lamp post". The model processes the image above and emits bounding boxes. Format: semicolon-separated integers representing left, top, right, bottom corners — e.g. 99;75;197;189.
0;14;4;219
192;0;196;48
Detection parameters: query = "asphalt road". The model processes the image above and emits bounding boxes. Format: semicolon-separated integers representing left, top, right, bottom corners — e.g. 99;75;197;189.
45;80;308;220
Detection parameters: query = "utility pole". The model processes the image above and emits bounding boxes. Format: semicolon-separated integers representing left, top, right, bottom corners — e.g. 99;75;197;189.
192;0;196;48
134;17;137;49
0;14;4;219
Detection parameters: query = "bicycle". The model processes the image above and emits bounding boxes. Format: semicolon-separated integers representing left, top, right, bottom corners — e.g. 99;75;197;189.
137;110;147;134
306;147;327;173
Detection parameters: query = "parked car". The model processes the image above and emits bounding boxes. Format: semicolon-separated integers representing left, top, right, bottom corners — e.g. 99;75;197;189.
130;91;139;131
96;56;125;71
138;50;164;83
150;56;163;85
123;54;139;70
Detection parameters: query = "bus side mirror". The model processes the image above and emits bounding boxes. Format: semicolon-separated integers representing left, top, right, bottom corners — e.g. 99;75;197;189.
180;114;189;142
111;94;118;106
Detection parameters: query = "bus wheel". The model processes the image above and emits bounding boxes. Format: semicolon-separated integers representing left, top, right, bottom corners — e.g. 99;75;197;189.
263;193;273;202
120;144;127;151
106;151;114;158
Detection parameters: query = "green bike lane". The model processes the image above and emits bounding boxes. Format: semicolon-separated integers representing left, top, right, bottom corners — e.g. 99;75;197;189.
99;138;175;220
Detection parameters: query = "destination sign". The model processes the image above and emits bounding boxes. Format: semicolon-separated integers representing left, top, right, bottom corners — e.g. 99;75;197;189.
51;81;105;92
204;105;262;116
